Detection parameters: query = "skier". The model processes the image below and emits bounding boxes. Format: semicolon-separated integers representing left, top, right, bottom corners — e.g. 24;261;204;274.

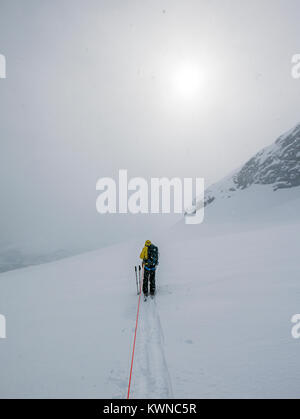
140;240;159;298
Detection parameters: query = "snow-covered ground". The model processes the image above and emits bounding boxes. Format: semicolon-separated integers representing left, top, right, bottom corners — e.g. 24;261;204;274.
0;185;300;398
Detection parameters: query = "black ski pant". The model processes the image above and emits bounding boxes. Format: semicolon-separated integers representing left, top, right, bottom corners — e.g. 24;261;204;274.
143;268;156;295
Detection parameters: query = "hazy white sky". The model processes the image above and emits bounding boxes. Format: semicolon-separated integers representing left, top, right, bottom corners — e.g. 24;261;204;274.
0;0;300;251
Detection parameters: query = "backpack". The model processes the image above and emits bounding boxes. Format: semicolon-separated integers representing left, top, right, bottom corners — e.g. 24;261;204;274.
147;244;159;267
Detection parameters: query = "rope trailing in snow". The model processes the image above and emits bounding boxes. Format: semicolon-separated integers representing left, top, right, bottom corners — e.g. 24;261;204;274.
127;266;143;399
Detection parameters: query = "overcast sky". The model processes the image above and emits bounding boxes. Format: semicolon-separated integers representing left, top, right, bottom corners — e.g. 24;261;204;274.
0;0;300;252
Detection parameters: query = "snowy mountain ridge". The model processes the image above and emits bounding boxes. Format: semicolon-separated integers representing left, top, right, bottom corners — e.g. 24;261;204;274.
202;122;300;208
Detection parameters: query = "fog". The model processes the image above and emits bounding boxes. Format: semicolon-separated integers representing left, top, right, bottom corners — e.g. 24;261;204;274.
0;0;300;259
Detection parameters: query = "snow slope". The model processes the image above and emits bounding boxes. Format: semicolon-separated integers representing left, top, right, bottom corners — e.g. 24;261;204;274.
0;185;300;398
161;221;300;398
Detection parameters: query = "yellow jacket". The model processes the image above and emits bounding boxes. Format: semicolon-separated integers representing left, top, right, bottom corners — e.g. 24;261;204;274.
140;246;148;261
140;240;151;262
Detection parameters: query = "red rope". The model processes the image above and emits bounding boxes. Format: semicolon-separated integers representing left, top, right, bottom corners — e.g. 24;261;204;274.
127;267;143;399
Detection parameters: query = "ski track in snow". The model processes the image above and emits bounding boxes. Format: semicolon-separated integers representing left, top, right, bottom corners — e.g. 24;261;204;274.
130;296;173;399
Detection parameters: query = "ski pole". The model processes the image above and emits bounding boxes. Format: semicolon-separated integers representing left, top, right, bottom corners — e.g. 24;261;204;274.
138;265;142;295
135;266;139;295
